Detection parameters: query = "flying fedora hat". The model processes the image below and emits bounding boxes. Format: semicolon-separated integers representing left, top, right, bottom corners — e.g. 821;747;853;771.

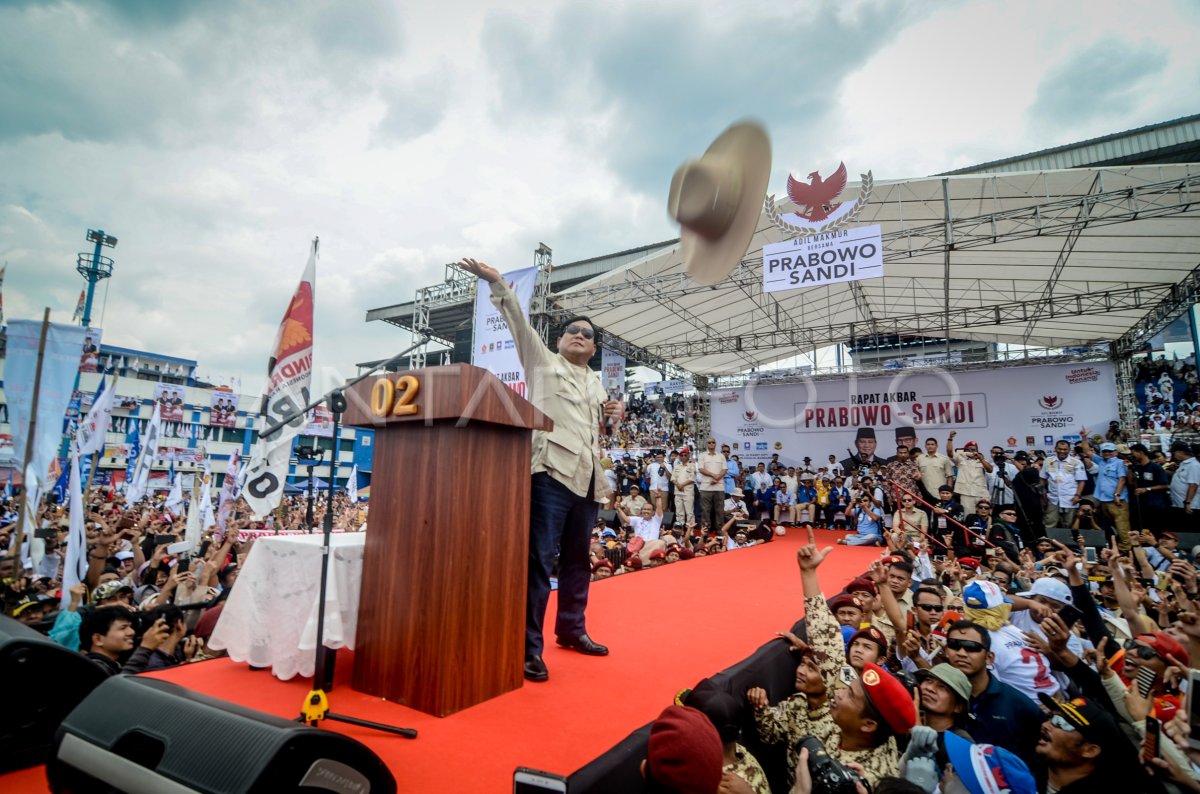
668;121;772;286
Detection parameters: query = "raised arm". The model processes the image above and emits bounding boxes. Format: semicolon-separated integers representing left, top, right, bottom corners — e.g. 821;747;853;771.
459;258;553;373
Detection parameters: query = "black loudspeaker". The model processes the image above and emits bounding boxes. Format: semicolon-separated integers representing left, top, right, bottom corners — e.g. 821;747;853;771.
0;614;107;772
48;675;397;793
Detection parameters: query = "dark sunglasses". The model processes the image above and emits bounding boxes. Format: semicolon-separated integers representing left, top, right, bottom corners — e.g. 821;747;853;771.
1123;640;1161;660
916;603;945;613
946;638;986;653
563;324;594;340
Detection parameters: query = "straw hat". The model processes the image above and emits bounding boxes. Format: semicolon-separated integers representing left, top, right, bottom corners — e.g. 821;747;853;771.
668;121;772;286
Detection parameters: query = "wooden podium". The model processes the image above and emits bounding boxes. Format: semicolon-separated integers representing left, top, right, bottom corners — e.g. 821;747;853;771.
342;364;552;716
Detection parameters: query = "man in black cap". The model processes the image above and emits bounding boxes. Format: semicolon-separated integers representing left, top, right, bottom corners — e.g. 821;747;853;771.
885;426;918;463
841;427;881;474
1036;694;1159;793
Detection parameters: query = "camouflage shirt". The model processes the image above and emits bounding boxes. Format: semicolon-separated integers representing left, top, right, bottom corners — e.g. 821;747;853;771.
753;595;900;788
723;744;770;794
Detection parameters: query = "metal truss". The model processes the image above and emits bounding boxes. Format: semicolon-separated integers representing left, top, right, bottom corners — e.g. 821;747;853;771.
549;171;1200;314
596;328;696;385
1113;263;1200;355
531;244;553;345
641;274;1199;360
1113;356;1139;432
707;348;1113;390
409;263;472;368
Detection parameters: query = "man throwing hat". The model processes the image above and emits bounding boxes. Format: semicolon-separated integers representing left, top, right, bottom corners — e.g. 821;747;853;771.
460;258;620;683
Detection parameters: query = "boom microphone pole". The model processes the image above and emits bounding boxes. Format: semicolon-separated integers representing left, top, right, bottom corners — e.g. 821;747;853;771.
259;327;433;741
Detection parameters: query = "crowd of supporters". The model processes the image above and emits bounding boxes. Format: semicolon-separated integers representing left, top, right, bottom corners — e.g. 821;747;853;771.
2;489;363;676
639;518;1200;793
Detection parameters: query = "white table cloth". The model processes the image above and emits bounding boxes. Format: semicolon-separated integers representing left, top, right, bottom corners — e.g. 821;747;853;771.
208;532;365;680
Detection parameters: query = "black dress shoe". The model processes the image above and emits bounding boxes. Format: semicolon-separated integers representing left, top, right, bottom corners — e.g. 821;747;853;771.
524;655;548;682
555;634;609;656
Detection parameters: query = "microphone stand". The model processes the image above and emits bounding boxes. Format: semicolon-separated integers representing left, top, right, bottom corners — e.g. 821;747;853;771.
259;329;433;740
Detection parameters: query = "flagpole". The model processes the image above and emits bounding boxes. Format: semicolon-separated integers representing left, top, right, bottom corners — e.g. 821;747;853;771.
10;308;51;559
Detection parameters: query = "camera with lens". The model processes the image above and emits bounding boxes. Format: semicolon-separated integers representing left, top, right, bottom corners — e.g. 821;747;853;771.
797;736;865;794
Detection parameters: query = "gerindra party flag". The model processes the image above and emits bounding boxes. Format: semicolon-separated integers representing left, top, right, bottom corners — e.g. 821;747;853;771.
242;239;316;516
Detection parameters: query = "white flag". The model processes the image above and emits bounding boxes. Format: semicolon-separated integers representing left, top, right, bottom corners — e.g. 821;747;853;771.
216;449;240;538
61;452;89;610
125;403;163;504
243;239;316;516
164;472;184;517
77;376;116;455
347;464;358;503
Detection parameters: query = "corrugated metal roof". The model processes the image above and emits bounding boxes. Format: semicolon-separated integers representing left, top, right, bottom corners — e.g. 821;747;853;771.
943;114;1200;175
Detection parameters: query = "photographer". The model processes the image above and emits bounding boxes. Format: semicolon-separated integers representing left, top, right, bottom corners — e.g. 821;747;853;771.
749;527;915;788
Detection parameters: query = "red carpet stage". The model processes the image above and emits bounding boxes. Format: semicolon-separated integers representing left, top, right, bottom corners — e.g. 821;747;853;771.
8;530;880;793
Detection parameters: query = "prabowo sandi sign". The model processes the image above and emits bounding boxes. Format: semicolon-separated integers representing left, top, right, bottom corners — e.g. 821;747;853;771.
762;161;881;294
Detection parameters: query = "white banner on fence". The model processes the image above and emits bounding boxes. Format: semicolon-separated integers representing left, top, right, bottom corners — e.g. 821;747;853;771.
647;379;688;397
472;266;538;398
710;362;1117;469
762;224;883;294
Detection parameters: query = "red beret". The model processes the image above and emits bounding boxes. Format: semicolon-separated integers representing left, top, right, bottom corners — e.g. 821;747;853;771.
847;577;877;596
829;593;864;612
647;705;723;794
860;662;917;735
959;557;980;571
678;547;695;560
649;549;667;560
849;626;888;653
1137;632;1191;666
592;559;613;572
625;556;643;570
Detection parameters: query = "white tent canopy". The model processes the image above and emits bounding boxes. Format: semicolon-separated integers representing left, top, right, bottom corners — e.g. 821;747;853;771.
555;164;1200;375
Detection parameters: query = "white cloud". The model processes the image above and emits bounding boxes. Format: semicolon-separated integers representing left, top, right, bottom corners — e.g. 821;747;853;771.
1;0;1198;394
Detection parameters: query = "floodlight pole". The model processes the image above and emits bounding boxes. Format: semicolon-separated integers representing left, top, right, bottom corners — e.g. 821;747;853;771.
77;229;117;328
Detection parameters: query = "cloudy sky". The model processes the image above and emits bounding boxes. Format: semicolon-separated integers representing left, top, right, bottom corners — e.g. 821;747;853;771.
3;0;1198;396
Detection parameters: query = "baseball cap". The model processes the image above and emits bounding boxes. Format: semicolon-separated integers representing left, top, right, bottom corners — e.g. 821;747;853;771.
1135;632;1190;666
859;663;917;735
1014;451;1031;462
943;732;1037;794
1038;694;1127;747
916;663;972;704
963;580;1012;610
646;705;723;794
1099;442;1117;452
91;580;134;604
11;593;54;618
1017;577;1073;605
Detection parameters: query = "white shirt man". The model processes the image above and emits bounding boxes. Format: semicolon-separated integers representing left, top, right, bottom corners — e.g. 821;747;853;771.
1041;446;1087;508
748;465;772;493
827;455;844;476
724;491;748;519
649;456;672;493
1170;445;1200;510
628;510;663;544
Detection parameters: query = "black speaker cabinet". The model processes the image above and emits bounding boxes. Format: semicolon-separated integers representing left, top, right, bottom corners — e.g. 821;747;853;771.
48;675;397;793
0;614;107;772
